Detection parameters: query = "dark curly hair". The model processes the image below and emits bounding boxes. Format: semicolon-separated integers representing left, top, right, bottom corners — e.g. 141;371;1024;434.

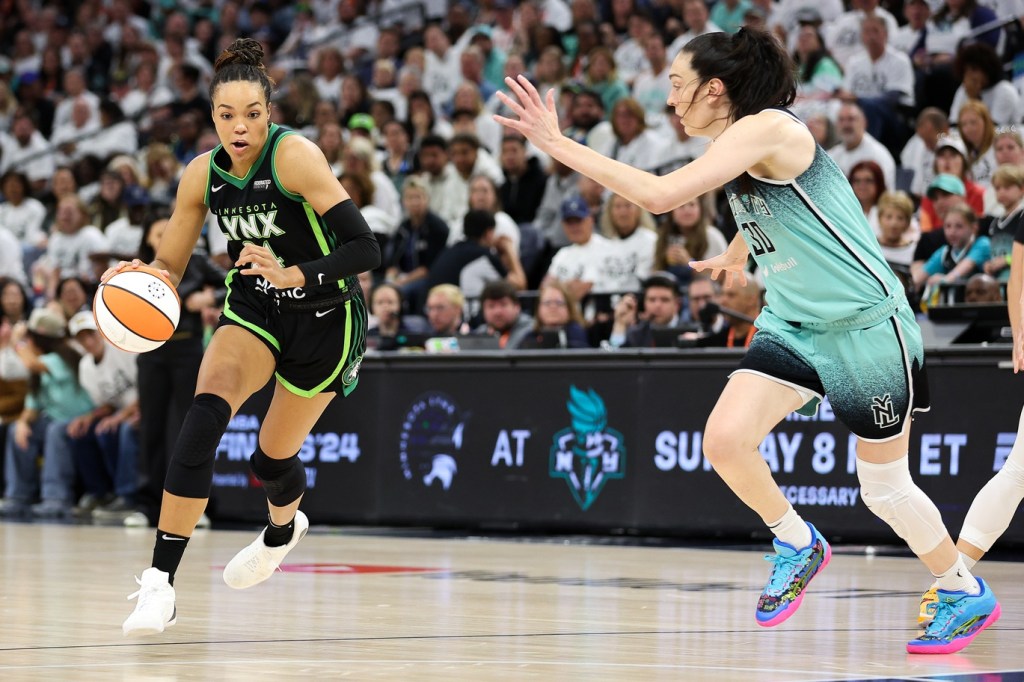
209;37;276;104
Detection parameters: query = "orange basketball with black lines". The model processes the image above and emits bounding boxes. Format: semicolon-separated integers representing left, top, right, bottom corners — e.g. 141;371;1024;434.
93;266;181;354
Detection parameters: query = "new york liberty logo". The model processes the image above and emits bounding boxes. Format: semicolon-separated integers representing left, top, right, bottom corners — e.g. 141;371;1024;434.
871;393;899;429
549;386;626;510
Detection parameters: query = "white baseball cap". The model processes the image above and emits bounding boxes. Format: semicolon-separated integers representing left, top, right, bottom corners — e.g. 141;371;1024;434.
68;310;98;336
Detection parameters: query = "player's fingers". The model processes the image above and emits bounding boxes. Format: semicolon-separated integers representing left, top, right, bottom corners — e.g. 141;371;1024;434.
546;88;557;112
495;91;528;119
516;74;544;109
504;76;534;111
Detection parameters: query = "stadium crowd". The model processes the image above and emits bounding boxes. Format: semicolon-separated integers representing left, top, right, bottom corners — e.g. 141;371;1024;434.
0;0;1020;521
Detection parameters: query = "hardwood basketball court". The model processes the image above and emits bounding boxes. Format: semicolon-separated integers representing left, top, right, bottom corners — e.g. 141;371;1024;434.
1;521;1022;680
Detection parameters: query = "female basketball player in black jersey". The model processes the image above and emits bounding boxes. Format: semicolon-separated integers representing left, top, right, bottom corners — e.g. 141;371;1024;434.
108;38;380;636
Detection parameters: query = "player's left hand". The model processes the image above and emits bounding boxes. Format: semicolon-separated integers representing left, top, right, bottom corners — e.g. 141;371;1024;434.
494;75;564;155
236;244;298;288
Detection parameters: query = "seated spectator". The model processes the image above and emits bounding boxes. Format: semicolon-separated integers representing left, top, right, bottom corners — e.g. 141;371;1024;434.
834;14;914;155
877;190;919;267
343;135;403;225
49;276;92;323
340;171;398;271
474;279;534;349
791;24;842;120
949;43;1020;126
65;311;139;519
828;102;897;189
534;159;582;250
684;274;725;331
1;307;92;518
982;165;1024;283
914;173;968;268
918;134;986;232
920;0;1000;115
599;193;657;293
498;134;548;226
848;160;887;237
608;272;684;348
900;107;948;199
425;284;471;337
517;281;590;349
384;176;450;313
448;174;521;251
366;282;430;351
608;98;661;171
653;194;728;286
913;202;990;302
825;0;899;68
428;209;525;298
957;100;997;190
696;278;764;348
380;119;417;194
416;134;467;227
0;170;47;272
964;272;1003;303
0;226;26;286
37;196;108;284
0;278;31;463
543;196;615;307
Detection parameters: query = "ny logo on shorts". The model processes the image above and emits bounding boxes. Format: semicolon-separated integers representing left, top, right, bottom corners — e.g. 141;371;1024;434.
870;394;899;429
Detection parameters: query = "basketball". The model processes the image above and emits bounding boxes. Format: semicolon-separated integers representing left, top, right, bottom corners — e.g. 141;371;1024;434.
93;265;181;353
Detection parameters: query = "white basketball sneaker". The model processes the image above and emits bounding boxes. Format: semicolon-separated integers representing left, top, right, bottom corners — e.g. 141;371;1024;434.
122;567;177;637
223;510;309;589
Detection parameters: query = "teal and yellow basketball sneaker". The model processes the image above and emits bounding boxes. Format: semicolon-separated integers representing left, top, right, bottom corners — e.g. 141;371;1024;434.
907;578;1000;654
756;523;831;627
918;584;939;625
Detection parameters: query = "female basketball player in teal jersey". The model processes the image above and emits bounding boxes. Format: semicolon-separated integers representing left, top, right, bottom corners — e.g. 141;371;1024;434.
496;28;999;654
109;39;380;636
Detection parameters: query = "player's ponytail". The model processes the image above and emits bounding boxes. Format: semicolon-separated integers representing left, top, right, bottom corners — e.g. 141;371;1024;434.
682;29;796;121
209;37;276;103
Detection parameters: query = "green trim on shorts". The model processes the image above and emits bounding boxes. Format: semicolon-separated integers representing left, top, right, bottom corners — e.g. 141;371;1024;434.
275;298;356;397
222;269;281;351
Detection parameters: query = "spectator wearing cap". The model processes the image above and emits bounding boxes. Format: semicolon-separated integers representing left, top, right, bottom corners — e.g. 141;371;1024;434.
543;195;616;305
900;107;949;199
0;111;56;195
609;271;683;348
64;310;140;520
835;15;915;156
919;133;986;231
828;101;897;190
1;307;93;519
914;173;968;264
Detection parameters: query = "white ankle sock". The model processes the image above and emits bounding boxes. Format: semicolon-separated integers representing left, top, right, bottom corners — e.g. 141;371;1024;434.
960;551;978;571
934;555;980;594
768;506;813;549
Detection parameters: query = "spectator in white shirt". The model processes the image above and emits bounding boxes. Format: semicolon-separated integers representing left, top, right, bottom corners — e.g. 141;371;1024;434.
608;98;662;172
0;112;56;195
825;0;900;68
52;68;100;133
543;195;616;304
417;134;467;227
949;42;1021;125
598;193;657;292
39;195;108;283
0;171;47;252
835;15;916;154
900;107;949;198
631;31;672;129
828;101;897;189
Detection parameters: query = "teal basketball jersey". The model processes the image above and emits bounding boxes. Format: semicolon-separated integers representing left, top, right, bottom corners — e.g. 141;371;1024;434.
724;111;904;325
205;123;356;304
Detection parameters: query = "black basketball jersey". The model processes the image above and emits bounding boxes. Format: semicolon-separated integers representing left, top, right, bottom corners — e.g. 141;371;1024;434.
205;123;353;303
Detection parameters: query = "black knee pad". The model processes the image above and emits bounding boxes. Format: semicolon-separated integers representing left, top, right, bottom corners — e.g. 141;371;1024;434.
164;393;232;499
250;447;306;507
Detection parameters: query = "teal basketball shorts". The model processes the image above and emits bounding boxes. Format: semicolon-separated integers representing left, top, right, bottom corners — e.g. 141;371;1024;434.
218;273;367;398
735;302;930;442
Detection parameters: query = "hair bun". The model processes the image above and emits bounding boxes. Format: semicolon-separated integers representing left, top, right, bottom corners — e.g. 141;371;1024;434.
214;38;265;72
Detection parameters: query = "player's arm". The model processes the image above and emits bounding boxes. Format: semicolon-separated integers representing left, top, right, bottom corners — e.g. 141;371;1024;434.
495;76;809;215
260;134;380;288
152;154;213;287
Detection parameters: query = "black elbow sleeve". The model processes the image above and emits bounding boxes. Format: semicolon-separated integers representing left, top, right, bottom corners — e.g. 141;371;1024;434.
297;200;381;284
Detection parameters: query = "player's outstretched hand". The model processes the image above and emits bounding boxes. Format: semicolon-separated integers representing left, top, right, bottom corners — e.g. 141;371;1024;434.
493;75;564;155
690;252;748;289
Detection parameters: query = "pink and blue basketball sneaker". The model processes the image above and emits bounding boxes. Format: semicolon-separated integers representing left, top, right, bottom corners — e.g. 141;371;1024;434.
756;522;831;627
907;578;1000;654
